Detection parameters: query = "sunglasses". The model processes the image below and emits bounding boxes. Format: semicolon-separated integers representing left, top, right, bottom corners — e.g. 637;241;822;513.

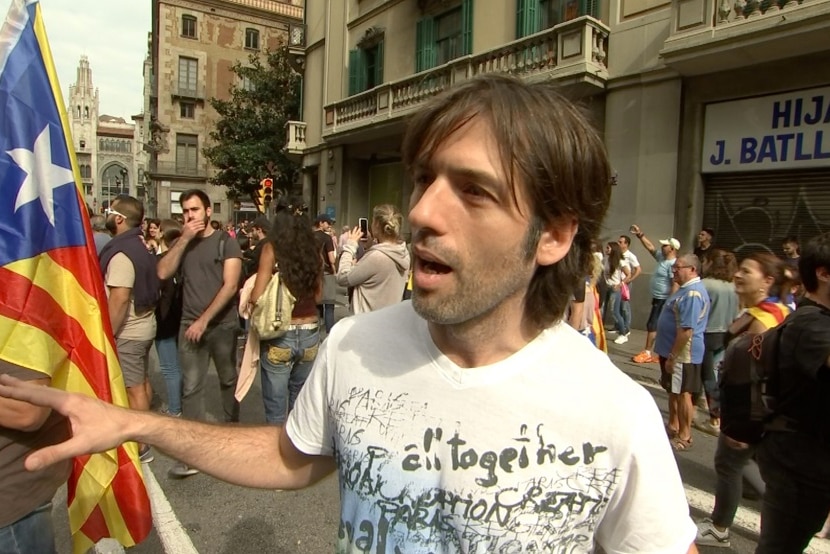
105;207;127;218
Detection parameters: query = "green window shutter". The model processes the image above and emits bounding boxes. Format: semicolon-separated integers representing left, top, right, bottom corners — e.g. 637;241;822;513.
516;0;526;39
516;0;540;38
348;49;360;95
375;40;384;85
461;0;473;55
415;16;436;72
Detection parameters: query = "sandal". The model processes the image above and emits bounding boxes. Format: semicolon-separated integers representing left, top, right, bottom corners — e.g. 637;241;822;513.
671;436;693;451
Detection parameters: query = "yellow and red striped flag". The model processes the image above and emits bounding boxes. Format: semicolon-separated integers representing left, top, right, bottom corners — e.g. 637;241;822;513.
0;1;152;552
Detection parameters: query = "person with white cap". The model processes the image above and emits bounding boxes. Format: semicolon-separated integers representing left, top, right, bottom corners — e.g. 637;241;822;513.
629;225;679;363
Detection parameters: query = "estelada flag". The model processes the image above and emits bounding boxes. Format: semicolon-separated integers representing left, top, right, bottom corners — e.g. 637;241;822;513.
0;1;152;552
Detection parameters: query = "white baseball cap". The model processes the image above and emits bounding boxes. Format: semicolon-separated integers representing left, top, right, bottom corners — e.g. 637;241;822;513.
659;238;681;250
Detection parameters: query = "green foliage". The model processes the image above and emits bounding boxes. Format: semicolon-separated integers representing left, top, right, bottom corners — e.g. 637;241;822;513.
203;46;301;201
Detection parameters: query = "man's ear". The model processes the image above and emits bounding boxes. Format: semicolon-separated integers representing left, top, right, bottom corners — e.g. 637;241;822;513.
536;216;578;267
817;266;830;284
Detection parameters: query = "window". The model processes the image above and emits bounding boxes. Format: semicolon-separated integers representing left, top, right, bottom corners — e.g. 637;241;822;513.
84;106;89;118
348;40;384;96
213;202;221;214
415;0;472;72
178;57;198;97
180;101;195;118
518;0;599;37
245;28;260;50
102;165;129;197
76;106;81;118
182;15;197;38
240;75;256;92
171;191;183;215
175;134;199;174
435;8;462;66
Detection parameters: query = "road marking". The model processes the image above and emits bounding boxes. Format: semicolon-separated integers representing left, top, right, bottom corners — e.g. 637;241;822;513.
142;464;200;554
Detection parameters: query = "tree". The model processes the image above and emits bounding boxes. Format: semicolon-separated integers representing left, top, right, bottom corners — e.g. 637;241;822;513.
203;46;301;204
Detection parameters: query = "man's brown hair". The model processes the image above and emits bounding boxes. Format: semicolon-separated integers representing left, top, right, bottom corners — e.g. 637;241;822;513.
402;74;612;329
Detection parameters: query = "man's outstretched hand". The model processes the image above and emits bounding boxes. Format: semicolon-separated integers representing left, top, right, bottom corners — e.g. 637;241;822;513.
0;374;130;471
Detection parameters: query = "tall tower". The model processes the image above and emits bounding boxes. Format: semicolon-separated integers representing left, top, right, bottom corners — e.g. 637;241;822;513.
67;56;99;209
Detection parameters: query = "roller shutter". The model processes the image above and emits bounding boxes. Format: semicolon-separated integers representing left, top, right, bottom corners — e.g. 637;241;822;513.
703;170;830;258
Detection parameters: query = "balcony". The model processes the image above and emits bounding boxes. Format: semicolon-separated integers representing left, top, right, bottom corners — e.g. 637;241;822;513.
323;16;609;139
172;83;206;101
660;0;830;75
285;121;306;157
147;160;208;179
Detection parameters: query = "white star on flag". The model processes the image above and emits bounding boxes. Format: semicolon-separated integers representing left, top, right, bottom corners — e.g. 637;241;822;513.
7;125;75;226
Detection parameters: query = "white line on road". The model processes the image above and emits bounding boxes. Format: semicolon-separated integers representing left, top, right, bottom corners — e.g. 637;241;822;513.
142;464;200;554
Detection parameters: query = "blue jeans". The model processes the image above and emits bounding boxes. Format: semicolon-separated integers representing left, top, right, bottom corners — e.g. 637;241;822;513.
702;332;726;417
609;289;628;335
711;433;765;528
0;502;56;554
622;299;632;332
756;431;830;553
260;326;320;424
156;336;182;415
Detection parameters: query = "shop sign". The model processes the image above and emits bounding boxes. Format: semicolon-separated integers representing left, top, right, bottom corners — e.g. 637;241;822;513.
702;86;830;173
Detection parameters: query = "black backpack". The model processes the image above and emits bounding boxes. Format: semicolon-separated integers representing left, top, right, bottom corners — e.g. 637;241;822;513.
719;306;818;443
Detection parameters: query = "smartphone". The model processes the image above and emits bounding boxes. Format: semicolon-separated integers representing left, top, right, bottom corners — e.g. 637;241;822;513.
358;217;369;238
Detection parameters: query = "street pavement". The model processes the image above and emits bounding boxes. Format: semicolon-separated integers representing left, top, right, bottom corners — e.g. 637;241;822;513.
49;318;830;553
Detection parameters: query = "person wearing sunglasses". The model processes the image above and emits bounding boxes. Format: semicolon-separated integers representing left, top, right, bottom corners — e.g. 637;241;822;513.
98;195;160;463
654;254;710;452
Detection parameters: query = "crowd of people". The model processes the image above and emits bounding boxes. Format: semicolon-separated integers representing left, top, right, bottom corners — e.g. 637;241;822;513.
3;74;829;553
586;224;830;551
85;191;413;476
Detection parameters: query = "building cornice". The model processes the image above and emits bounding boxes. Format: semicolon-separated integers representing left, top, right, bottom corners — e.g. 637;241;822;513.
158;0;302;25
347;0;407;30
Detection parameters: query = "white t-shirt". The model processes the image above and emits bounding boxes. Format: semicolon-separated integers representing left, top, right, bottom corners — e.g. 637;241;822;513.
622;250;640;270
287;302;695;553
604;258;630;287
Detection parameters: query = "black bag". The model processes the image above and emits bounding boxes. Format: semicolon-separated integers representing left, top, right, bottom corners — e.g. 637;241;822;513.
719;306;818;443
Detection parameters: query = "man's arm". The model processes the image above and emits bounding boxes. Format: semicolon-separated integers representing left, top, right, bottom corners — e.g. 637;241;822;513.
626;263;642;283
0;375;336;489
0;376;51;432
157;219;204;279
630;224;657;257
184;257;243;342
107;287;131;335
666;328;693;370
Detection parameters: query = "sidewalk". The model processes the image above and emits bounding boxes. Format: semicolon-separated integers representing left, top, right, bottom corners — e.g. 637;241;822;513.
605;328;663;388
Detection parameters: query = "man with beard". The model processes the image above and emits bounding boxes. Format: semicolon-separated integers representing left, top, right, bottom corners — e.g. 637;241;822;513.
98;195;159;463
155;189;243;478
0;76;698;553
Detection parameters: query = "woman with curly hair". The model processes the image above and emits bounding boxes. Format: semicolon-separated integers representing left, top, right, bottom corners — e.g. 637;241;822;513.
249;200;322;424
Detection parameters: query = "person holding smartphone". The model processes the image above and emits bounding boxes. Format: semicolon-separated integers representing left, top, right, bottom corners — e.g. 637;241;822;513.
336;205;410;314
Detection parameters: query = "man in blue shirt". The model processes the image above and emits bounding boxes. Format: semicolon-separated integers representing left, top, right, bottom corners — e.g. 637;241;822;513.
629;225;679;363
654;253;710;451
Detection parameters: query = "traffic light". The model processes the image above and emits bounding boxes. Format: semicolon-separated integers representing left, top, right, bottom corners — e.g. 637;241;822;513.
254;178;274;213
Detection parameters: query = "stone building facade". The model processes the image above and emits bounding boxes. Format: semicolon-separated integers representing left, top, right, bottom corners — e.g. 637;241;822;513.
288;0;830;326
144;0;304;221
